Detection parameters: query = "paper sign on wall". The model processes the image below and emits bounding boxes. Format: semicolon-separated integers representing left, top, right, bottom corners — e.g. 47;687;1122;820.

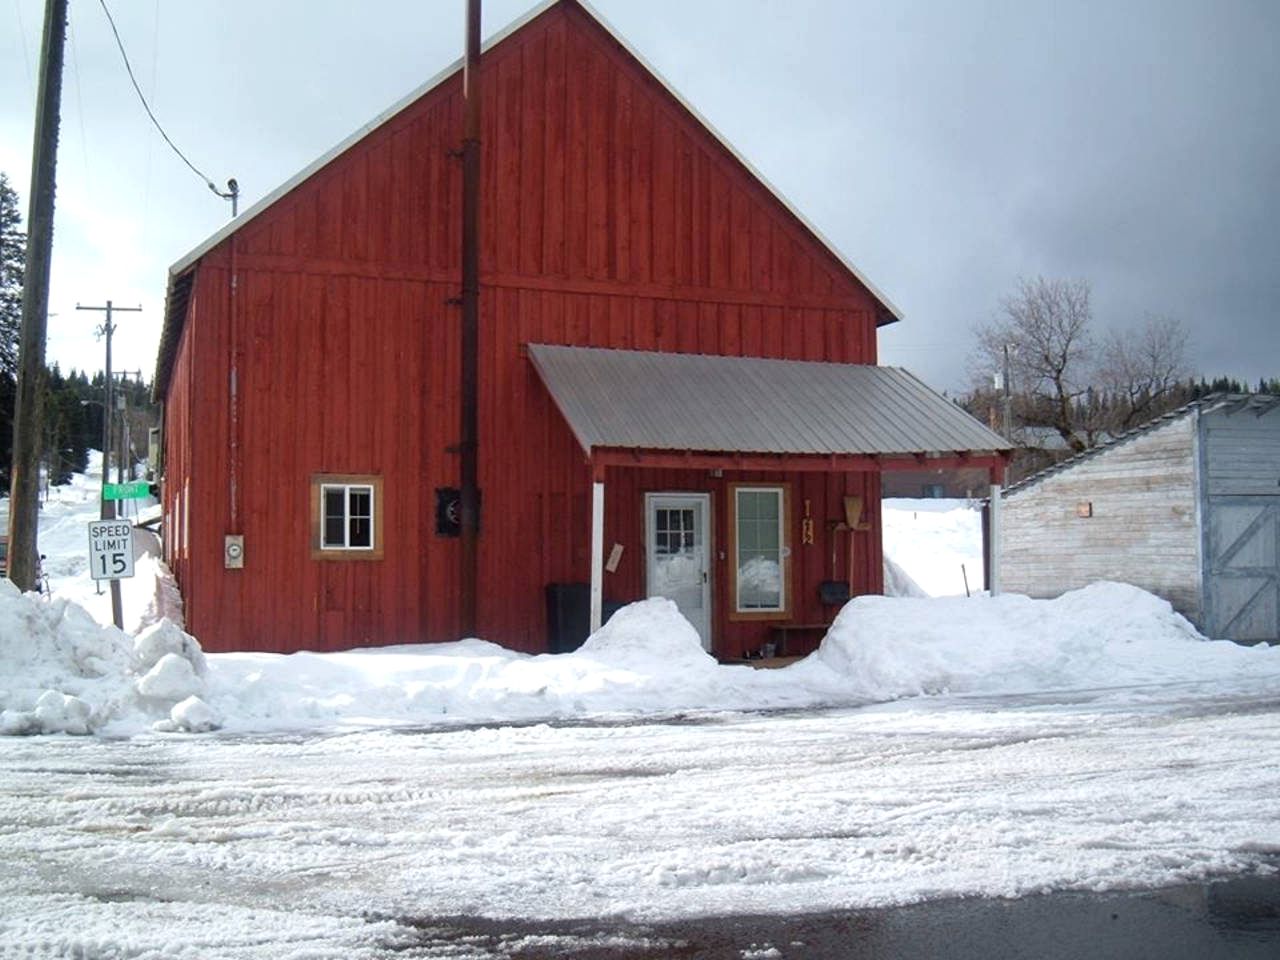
605;543;624;573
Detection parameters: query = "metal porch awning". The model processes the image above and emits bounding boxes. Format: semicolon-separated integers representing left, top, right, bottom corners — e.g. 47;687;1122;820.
528;344;1015;632
527;343;1012;466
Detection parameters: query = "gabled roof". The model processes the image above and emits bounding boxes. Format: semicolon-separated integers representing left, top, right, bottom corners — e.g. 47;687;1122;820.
1002;393;1280;497
156;0;902;397
529;344;1012;458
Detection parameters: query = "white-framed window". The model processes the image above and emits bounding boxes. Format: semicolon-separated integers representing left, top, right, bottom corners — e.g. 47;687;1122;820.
322;484;374;549
311;475;383;559
729;483;790;618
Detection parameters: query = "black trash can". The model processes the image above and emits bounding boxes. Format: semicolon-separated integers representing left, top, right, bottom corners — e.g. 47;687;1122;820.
545;583;624;653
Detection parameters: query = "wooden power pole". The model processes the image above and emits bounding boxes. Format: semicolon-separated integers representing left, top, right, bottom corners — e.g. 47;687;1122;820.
77;301;140;631
8;0;67;592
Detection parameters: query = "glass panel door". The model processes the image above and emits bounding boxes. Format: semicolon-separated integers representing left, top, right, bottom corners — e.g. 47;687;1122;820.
645;493;711;650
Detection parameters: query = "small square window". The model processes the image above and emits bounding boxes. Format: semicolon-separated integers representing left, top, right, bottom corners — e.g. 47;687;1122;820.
312;475;383;559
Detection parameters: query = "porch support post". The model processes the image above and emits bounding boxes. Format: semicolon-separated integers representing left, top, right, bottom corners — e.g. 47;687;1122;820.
988;461;1005;596
590;477;605;634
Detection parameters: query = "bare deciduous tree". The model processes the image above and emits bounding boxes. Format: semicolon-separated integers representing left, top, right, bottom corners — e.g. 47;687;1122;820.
969;278;1196;474
1098;314;1190;433
972;276;1095;453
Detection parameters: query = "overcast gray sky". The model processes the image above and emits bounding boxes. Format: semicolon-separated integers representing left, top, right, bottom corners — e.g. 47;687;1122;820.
2;0;1276;392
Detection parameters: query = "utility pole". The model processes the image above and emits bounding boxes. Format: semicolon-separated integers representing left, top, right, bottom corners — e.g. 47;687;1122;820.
116;388;125;485
77;300;141;631
113;370;142;497
1002;344;1013;441
457;0;482;638
7;0;67;592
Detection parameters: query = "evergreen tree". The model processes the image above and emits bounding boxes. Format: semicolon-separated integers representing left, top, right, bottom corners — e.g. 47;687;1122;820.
0;173;22;378
40;365;96;485
1;172;25;491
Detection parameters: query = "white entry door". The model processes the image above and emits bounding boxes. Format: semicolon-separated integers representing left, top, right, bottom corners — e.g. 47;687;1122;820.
645;493;712;650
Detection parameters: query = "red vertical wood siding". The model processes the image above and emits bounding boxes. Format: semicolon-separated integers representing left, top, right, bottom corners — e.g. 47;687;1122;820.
162;2;886;655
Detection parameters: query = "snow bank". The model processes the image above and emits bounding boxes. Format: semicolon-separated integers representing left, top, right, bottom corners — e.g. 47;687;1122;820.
13;451;182;633
579;597;711;671
6;463;1280;737
882;555;928;598
203;599;782;730
7;578;1279;739
814;581;1280;699
0;581;213;736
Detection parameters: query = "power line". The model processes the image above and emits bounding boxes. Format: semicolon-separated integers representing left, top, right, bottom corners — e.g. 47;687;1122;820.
11;0;35;103
97;0;235;209
67;20;92;195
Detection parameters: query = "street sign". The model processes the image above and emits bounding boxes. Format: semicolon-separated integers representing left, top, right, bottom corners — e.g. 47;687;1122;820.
103;480;150;501
87;519;135;581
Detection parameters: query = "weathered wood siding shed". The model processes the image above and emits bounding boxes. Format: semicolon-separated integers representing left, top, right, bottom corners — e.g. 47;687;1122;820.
154;0;907;656
1000;396;1280;642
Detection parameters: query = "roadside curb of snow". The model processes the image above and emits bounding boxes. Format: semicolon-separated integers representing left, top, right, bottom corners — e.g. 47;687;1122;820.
0;582;217;736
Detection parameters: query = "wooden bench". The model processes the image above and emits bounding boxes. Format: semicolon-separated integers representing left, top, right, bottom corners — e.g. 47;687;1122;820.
769;622;833;657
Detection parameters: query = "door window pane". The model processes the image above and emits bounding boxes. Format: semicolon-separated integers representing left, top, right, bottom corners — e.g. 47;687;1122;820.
650;500;704;612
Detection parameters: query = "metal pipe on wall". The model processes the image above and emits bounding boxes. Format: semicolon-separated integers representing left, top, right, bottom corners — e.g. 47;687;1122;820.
458;0;482;637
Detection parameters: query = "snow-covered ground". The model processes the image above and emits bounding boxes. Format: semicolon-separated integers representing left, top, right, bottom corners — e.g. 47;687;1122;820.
883;497;984;597
2;468;1280;955
3;688;1279;957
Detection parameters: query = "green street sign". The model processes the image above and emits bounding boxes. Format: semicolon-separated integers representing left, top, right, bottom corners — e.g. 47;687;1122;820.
104;480;150;501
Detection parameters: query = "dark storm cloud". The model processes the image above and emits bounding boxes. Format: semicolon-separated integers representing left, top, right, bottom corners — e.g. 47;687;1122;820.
627;0;1280;389
790;0;1280;389
2;0;1275;388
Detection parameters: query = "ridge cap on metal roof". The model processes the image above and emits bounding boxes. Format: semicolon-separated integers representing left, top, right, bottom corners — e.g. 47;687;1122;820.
530;342;921;372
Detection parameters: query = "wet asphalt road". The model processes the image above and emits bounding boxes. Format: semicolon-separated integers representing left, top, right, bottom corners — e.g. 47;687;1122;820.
388;872;1280;959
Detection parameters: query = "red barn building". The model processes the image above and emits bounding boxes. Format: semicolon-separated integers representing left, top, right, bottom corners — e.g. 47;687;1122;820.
154;0;1010;657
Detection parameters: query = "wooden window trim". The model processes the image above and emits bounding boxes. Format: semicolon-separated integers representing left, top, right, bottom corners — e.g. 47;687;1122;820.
727;482;792;622
310;474;384;560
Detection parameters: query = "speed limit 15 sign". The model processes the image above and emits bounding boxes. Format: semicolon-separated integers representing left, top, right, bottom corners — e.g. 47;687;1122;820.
87;519;135;581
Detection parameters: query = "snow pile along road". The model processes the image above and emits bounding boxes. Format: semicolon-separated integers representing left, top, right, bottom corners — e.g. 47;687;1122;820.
4;577;1280;737
201;598;819;731
16;465;1270;740
0;580;215;735
30;452;180;633
815;581;1280;699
